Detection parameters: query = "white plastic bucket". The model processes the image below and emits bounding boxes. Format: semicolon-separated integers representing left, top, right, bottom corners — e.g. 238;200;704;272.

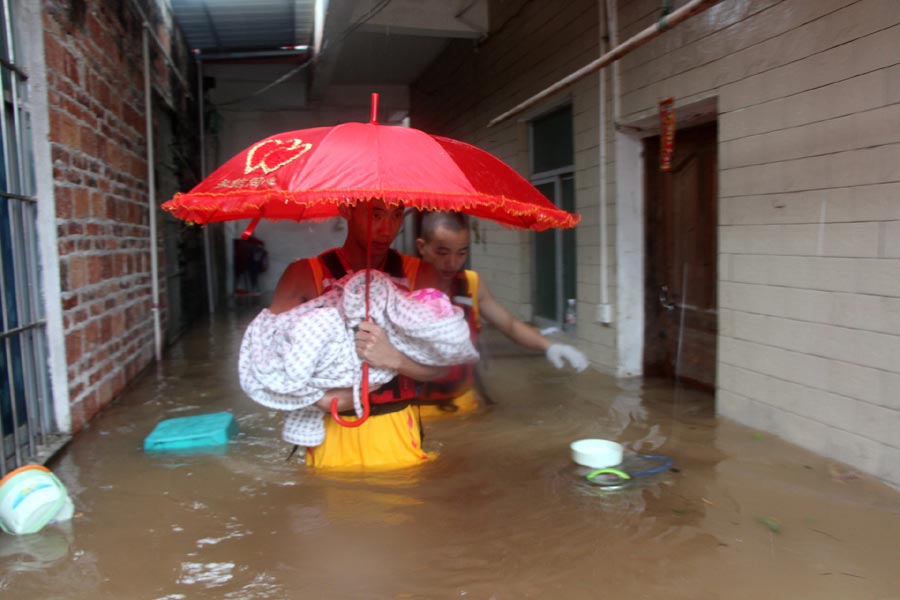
0;465;70;535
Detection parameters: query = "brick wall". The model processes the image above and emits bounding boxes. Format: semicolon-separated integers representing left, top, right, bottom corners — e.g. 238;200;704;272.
42;0;192;432
614;0;900;488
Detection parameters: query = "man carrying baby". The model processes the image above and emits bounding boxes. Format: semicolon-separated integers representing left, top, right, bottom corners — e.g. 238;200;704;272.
269;199;449;469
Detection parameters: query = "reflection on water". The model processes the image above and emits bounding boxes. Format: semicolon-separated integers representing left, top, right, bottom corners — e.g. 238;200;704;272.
2;308;899;599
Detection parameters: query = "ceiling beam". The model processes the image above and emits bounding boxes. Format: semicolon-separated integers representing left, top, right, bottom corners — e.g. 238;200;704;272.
200;0;222;50
308;0;355;100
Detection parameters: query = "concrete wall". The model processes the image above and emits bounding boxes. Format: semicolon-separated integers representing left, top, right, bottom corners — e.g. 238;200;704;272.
412;0;618;369
40;0;194;432
203;67;412;295
615;0;900;488
413;0;900;488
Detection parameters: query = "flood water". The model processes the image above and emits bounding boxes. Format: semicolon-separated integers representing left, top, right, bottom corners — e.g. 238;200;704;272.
2;305;899;599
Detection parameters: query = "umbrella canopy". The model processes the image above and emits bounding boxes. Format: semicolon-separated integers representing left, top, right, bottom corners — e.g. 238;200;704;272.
162;94;580;429
162;100;579;232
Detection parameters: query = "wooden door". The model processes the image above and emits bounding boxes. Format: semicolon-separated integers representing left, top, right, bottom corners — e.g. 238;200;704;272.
644;122;718;390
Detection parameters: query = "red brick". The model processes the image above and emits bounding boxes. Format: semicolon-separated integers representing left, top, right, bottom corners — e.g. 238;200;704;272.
65;330;82;364
111;311;125;337
84;390;100;422
89;191;105;218
57;111;80;147
63;48;81;85
56;186;73;219
61;295;78;310
84;319;100;349
63;97;87;123
66;255;86;289
87;255;104;284
69;403;85;435
80;124;98;155
73;187;90;218
72;309;88;326
100;315;112;340
43;32;64;68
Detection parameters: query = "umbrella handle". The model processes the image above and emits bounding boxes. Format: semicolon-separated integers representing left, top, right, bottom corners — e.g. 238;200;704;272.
330;363;371;427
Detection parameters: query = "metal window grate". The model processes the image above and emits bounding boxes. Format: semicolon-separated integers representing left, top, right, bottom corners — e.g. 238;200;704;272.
0;1;56;476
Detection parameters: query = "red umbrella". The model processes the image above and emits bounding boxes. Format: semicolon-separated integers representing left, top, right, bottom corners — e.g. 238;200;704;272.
163;96;578;234
163;94;580;426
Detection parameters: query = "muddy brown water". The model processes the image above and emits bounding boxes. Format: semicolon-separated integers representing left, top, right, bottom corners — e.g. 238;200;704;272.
2;306;899;599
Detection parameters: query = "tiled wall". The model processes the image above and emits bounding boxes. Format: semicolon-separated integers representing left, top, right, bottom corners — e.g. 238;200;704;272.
413;0;619;370
616;0;900;487
414;0;900;487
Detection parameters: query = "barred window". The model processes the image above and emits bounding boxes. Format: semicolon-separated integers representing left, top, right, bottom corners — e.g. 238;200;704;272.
0;2;55;475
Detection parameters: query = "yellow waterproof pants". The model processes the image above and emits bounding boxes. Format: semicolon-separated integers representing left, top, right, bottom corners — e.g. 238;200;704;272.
415;389;480;421
305;405;433;470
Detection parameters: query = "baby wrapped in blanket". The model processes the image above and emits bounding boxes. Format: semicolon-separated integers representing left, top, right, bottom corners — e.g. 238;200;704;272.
238;269;479;447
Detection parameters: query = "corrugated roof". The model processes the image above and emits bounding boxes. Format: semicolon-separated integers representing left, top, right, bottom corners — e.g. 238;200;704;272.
170;0;315;52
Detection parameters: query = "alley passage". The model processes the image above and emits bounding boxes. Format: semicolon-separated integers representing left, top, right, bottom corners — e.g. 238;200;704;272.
2;306;899;599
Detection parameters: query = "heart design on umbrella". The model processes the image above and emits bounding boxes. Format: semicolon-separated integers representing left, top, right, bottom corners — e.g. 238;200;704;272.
244;138;313;175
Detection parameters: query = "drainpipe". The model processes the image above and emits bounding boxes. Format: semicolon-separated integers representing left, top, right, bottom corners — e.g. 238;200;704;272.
197;56;216;315
487;0;722;126
606;0;621;124
596;0;612;324
129;0;190;93
142;26;162;362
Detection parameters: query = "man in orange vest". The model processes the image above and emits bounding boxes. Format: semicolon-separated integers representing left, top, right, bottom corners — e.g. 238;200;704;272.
414;211;588;418
270;199;448;468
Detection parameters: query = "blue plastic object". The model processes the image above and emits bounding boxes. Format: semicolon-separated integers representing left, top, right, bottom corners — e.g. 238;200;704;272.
144;412;238;452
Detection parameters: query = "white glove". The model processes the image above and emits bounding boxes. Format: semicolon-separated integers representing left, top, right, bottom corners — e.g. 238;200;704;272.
545;344;589;373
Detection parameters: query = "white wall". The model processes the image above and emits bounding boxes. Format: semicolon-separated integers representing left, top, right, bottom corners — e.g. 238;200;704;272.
22;0;70;431
203;62;411;294
614;0;900;488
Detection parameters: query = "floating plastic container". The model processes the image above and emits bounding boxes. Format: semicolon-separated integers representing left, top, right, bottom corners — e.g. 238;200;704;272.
143;411;238;452
570;439;624;469
0;465;71;535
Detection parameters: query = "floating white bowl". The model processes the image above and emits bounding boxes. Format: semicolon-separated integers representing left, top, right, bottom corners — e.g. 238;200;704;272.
570;439;624;469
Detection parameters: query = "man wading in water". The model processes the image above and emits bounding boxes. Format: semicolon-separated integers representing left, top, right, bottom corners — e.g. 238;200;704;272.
269;200;448;469
413;211;588;418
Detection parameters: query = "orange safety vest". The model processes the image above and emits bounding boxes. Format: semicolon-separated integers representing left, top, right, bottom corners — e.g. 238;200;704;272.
306;248;421;406
419;270;480;402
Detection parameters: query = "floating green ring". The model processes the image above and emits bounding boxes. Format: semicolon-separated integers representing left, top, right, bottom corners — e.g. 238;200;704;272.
585;468;631;484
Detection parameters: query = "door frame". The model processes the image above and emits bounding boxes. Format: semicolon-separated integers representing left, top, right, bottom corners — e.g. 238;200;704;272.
613;97;718;378
642;121;718;388
531;171;568;327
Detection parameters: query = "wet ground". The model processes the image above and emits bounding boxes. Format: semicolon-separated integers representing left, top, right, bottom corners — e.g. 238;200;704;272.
2;305;899;599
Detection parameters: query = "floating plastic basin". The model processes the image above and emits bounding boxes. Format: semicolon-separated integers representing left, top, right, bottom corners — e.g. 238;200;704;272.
570;439;624;469
144;411;238;452
0;465;70;535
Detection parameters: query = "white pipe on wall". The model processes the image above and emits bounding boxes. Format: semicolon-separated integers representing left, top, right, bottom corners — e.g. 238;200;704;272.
142;27;162;362
605;0;621;124
129;0;191;94
488;0;722;126
197;57;216;315
596;0;611;324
